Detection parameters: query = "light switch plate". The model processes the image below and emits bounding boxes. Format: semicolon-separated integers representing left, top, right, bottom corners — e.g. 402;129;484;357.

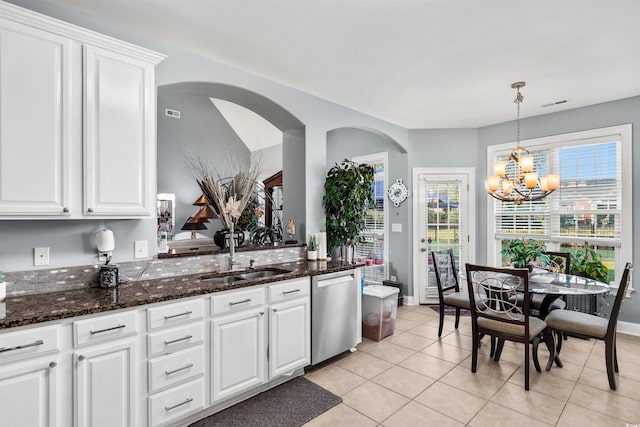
34;247;50;266
391;223;402;233
134;240;148;259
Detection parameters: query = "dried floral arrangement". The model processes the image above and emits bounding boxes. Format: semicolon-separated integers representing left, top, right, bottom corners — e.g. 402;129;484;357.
186;153;262;229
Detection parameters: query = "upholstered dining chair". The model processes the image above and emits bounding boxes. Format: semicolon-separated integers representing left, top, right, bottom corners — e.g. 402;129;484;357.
545;262;632;390
431;250;469;337
514;251;570;317
465;263;555;391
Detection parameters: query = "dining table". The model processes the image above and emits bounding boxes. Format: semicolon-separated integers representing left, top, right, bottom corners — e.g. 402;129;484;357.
528;269;611;318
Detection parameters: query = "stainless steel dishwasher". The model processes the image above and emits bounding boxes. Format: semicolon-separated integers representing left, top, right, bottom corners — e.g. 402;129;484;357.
311;270;358;365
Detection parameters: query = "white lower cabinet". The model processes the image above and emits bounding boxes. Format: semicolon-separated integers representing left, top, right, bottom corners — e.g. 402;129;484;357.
269;297;310;378
74;339;136;427
0;356;60;427
148;378;205;427
210;306;266;403
0;273;321;427
146;298;205;427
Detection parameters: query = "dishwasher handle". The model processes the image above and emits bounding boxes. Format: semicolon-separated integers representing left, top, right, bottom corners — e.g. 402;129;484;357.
315;275;354;288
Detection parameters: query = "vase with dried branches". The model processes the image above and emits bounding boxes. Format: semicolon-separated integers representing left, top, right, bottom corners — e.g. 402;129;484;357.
186;154;262;269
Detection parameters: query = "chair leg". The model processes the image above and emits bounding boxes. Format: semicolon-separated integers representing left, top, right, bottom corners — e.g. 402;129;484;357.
454;307;460;330
605;338;617;390
493;338;505;362
438;303;445;337
614;336;619;373
555;330;563;356
542;330;556;371
471;333;479;373
532;337;541;373
524;342;530;391
489;336;496;358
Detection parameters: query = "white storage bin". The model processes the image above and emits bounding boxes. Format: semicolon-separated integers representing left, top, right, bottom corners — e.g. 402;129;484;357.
362;285;399;342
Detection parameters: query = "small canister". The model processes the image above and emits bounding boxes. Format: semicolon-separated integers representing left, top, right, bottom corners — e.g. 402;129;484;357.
99;264;119;288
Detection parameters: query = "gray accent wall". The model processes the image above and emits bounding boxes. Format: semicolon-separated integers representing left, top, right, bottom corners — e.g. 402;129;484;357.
326;128;409;293
158;90;251;233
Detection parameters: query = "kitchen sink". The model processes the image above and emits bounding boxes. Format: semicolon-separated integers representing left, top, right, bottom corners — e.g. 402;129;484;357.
199;268;291;284
238;268;291;280
200;275;245;284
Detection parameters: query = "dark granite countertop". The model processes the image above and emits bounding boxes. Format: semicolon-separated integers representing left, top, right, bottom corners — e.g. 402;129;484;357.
0;260;361;330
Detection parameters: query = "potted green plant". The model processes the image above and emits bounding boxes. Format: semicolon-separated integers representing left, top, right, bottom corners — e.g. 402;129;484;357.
501;238;549;271
307;235;318;261
323;159;375;262
570;242;609;283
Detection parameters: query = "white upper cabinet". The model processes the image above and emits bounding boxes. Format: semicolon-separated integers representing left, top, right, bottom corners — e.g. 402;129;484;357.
83;45;155;216
0;2;164;218
0;17;75;215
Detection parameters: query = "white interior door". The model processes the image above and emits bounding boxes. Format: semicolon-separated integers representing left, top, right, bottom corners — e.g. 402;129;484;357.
413;168;475;304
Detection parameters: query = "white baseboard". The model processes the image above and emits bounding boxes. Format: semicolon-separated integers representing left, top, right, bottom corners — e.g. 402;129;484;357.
404;296;416;306
617;320;640;337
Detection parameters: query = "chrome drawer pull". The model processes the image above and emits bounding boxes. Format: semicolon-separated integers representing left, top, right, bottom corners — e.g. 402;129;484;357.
165;363;194;376
164;335;193;345
229;298;251;306
164;310;193;320
0;339;44;353
90;324;125;335
282;289;301;295
165;397;193;411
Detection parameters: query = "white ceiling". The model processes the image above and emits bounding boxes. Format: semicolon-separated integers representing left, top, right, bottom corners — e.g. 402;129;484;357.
48;0;640;128
210;98;283;152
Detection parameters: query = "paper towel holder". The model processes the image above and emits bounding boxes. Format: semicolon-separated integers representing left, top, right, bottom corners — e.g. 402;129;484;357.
96;229;115;264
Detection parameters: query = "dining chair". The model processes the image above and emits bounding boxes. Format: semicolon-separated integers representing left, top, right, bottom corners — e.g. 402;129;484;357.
431;249;469;337
544;262;632;390
514;251;569;317
465;263;555;390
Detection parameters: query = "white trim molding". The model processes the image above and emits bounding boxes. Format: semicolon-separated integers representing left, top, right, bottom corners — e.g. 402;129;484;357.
412;167;476;305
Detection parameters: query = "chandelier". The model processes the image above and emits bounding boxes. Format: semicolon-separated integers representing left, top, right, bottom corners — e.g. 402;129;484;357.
487;82;559;205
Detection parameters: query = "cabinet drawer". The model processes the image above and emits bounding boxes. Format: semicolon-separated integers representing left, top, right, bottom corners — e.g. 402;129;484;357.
147;298;203;331
0;324;59;363
149;346;204;394
268;278;310;304
73;310;137;347
210;287;265;316
148;377;205;427
148;322;204;357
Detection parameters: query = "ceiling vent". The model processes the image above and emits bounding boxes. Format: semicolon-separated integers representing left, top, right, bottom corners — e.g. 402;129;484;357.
542;100;568;108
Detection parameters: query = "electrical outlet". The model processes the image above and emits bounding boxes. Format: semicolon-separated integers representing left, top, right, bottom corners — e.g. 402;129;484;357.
34;247;50;266
391;275;397;282
134;240;148;259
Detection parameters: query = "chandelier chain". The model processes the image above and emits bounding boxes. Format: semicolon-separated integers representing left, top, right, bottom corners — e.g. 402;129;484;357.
514;88;524;145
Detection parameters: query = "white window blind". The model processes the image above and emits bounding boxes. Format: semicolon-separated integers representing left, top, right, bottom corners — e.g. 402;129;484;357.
554;141;621;246
353;153;388;284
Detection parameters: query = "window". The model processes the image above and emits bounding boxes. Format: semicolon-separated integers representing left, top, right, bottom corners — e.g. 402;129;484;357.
487;125;632;289
353;152;388;284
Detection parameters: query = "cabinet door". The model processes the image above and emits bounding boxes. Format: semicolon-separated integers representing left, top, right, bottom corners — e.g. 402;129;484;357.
75;340;136;427
0;18;73;215
83;45;154;216
210;307;266;404
0;358;59;427
269;297;310;379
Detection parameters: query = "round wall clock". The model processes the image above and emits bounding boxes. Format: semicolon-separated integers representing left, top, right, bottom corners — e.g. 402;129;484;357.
387;179;409;207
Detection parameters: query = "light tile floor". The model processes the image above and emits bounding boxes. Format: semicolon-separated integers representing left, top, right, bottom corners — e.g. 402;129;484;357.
304;304;640;426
